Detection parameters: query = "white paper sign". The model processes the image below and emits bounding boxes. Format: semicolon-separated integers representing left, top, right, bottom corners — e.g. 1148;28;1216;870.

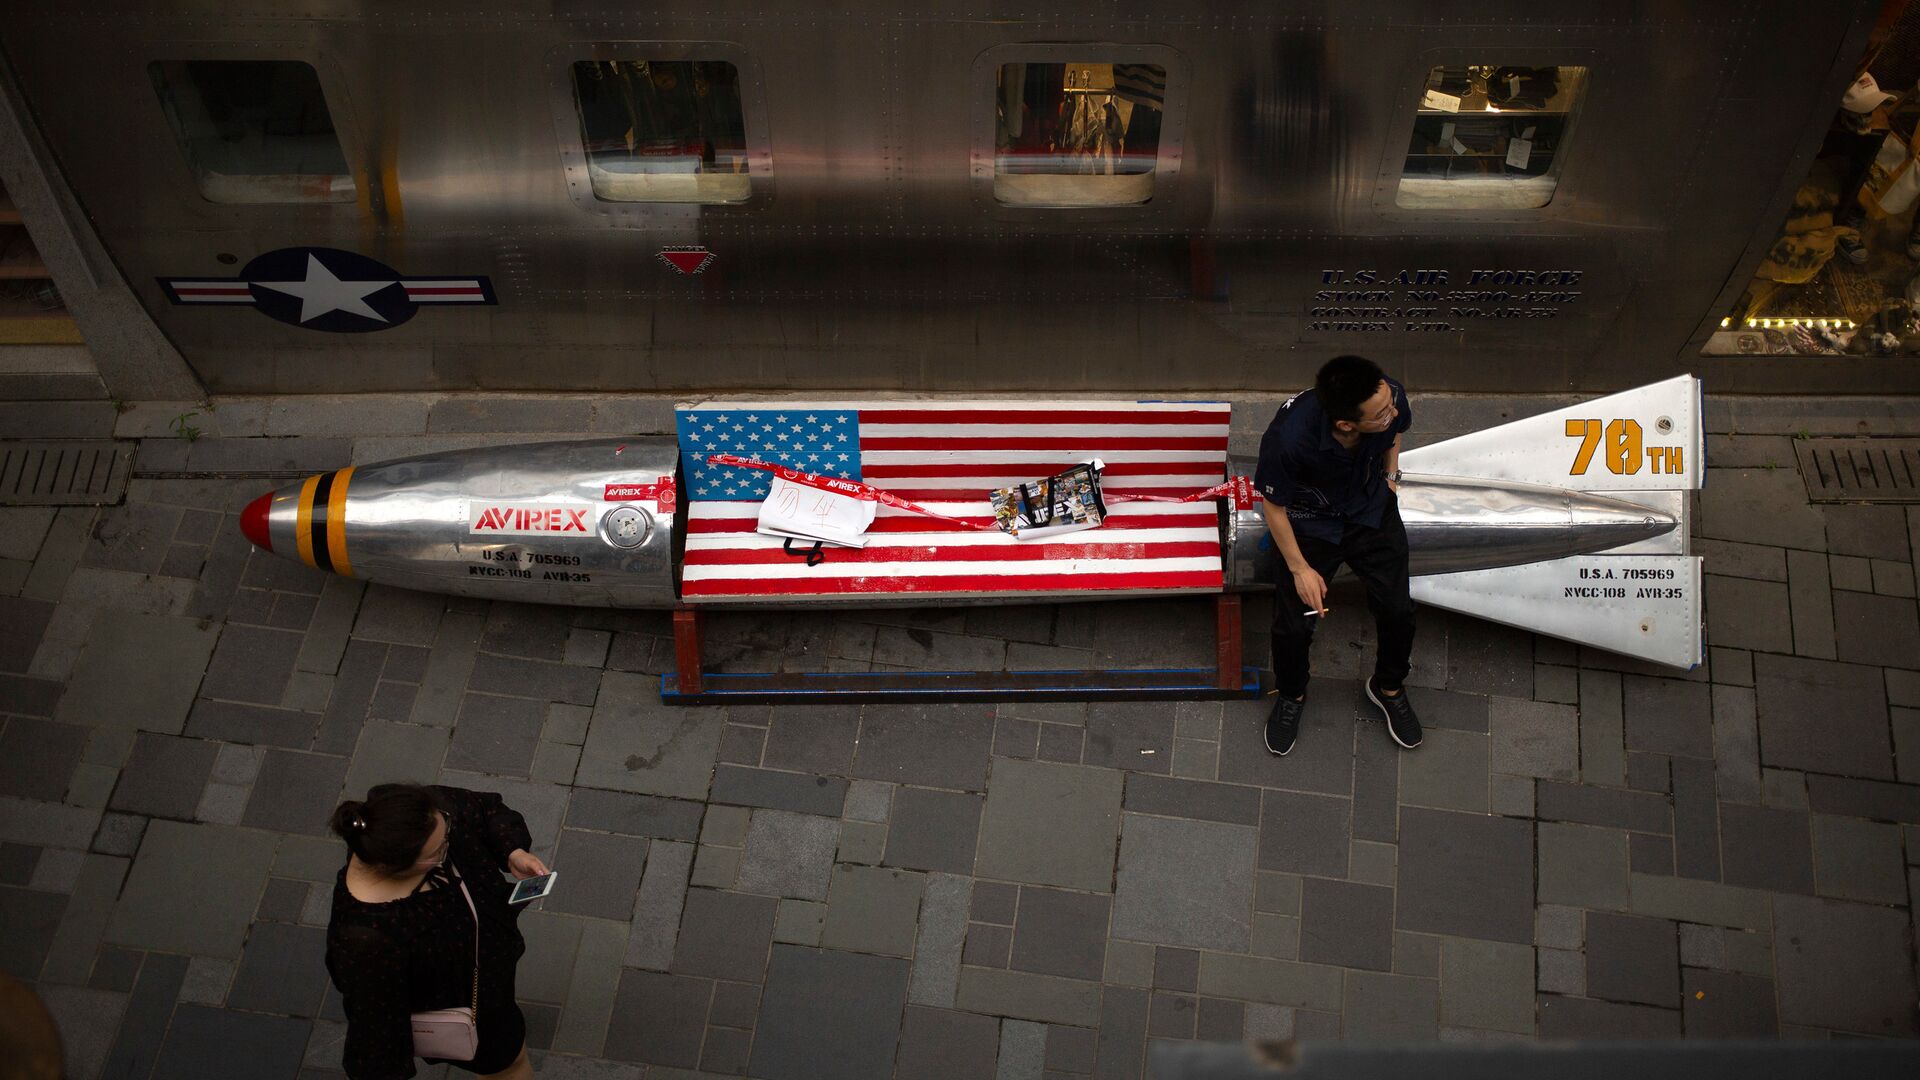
756;476;876;548
1505;137;1533;169
1421;89;1462;112
1449;136;1470;156
1439;122;1455;146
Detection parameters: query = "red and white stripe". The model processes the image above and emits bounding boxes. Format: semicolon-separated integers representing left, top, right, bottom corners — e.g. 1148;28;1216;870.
168;282;256;302
168;279;488;304
680;401;1230;602
402;281;489;303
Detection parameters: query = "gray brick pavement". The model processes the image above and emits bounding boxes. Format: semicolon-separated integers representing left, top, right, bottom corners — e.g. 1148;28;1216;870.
4;407;1920;1078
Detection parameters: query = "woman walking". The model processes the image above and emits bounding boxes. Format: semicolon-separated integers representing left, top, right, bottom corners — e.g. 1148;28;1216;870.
325;784;549;1079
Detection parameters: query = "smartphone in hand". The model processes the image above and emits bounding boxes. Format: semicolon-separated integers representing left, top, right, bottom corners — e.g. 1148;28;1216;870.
508;872;558;905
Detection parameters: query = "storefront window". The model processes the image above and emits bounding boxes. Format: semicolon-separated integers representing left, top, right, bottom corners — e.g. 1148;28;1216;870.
994;62;1165;206
1703;0;1920;358
1397;65;1587;210
148;61;354;204
570;60;750;203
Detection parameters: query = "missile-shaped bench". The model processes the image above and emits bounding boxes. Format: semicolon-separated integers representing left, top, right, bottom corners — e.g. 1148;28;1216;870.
240;379;1704;699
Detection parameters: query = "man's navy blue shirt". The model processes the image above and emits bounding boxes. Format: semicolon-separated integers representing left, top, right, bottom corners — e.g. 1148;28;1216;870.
1253;378;1412;545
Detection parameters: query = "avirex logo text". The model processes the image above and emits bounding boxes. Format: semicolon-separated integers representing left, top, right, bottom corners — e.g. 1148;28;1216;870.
469;504;591;536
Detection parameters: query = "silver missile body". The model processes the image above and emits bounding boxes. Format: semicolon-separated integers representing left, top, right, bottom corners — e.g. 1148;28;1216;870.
244;442;1674;606
1400;473;1677;574
1224;470;1676;586
242;438;682;607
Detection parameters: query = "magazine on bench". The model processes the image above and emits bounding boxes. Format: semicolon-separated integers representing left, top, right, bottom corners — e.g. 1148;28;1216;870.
990;460;1107;540
756;475;877;548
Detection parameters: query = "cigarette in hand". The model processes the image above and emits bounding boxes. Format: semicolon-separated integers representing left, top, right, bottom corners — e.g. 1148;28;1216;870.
1303;608;1329;617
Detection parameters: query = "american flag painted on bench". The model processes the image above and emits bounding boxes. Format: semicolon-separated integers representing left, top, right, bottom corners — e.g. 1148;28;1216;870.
675;401;1230;601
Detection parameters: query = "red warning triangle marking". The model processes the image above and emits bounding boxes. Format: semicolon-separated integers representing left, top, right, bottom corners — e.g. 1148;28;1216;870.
659;249;715;274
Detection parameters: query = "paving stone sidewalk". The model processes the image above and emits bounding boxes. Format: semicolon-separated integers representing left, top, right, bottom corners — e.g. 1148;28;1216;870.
0;398;1917;1078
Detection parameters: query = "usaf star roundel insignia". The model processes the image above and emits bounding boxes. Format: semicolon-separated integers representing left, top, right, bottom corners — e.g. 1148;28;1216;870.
159;247;496;333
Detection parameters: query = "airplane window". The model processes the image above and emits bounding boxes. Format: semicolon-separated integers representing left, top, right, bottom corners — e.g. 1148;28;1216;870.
994;62;1165;206
570;60;750;203
1397;65;1588;210
148;61;354;204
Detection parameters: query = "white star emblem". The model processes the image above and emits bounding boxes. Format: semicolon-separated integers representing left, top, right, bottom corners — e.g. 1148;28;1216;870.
837;433;849;442
253;254;396;323
805;414;818;424
702;423;714;433
838;453;850;461
715;414;730;424
747;414;759;423
808;454;819;462
837;415;849;423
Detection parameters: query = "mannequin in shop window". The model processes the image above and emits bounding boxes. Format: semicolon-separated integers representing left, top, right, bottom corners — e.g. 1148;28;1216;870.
1830;71;1916;263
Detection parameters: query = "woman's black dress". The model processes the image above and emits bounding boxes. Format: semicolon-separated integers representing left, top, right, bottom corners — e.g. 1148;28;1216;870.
325;786;532;1079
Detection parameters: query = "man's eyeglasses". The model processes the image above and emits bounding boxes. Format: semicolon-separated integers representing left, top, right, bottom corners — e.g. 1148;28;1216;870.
1360;401;1396;426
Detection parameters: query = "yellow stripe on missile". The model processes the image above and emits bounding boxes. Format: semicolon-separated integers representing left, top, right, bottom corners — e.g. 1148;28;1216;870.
327;467;355;577
294;474;321;569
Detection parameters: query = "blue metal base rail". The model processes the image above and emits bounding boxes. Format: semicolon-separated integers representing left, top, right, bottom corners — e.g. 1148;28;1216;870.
660;666;1264;705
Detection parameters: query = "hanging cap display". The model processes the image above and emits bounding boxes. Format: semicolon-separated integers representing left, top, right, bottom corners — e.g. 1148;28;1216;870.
1487;67;1560;111
1843;72;1895;114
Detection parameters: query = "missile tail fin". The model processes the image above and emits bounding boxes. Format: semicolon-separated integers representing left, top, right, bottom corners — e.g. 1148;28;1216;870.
1413;553;1704;669
1398;376;1706;668
1399;375;1703;495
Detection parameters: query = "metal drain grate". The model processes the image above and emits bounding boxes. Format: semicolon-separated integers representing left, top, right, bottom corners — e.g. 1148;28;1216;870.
0;441;132;506
1796;438;1920;503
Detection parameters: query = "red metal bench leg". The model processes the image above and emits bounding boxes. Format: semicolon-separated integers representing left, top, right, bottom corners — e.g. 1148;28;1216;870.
1215;594;1242;692
674;607;704;696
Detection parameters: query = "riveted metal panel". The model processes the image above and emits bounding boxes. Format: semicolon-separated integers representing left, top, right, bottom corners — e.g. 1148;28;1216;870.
0;0;1897;395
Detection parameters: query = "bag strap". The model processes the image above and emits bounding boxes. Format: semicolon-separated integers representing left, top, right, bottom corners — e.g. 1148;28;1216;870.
451;865;480;1015
781;537;827;566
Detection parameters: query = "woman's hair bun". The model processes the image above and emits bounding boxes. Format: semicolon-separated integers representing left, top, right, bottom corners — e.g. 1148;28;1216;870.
328;786;445;871
330;799;368;839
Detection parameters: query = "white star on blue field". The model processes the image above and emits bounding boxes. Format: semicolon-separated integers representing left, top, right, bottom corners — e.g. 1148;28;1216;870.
676;410;862;499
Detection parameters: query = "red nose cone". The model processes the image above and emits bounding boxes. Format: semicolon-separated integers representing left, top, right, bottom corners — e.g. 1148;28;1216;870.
241;492;272;551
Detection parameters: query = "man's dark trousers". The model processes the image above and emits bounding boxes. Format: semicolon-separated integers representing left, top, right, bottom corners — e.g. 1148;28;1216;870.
1271;500;1415;699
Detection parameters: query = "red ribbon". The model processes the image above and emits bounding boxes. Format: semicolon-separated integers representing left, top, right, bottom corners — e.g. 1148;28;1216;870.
705;454;1257;527
1108;475;1258;510
706;454;992;529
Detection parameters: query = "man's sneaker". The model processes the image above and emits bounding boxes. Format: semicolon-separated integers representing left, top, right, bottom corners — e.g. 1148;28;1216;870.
1366;676;1423;749
1265;695;1304;756
1838;233;1869;264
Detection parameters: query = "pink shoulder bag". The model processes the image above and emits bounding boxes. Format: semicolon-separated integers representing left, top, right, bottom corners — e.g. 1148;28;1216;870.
409;868;480;1061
